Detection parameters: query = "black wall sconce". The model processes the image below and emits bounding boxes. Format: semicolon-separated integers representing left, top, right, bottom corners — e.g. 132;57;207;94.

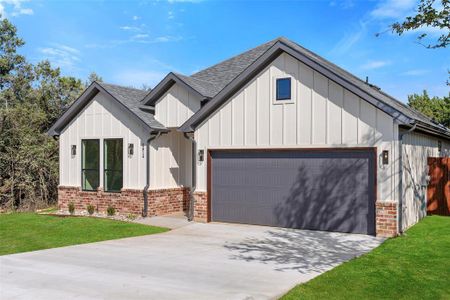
128;143;134;156
198;149;204;162
71;145;76;156
382;150;389;165
438;141;442;153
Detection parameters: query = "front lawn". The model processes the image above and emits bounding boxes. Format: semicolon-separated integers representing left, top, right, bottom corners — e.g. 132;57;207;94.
282;216;450;299
0;213;168;255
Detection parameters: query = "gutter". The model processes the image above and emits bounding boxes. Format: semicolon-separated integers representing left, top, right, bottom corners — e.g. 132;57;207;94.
398;122;417;234
183;132;196;221
142;131;162;217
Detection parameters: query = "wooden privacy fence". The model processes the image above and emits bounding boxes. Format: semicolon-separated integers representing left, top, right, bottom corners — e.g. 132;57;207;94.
427;157;450;216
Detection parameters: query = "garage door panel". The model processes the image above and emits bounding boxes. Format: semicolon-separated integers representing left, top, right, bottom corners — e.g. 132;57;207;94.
211;150;375;235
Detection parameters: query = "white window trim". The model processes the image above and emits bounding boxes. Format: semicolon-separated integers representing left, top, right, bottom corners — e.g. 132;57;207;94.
272;75;296;105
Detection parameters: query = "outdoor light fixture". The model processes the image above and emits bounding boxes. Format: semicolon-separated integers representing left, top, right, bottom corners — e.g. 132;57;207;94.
438;141;442;153
382;150;389;165
71;145;76;156
128;143;134;156
198;149;204;162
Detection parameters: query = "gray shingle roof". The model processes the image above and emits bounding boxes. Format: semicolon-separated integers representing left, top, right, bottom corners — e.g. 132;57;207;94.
98;82;166;130
190;39;278;95
173;73;222;98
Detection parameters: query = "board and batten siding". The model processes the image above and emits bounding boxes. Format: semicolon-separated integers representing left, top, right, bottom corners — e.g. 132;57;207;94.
60;93;192;191
150;130;192;189
195;52;400;203
59;92;149;189
401;131;450;230
155;84;202;128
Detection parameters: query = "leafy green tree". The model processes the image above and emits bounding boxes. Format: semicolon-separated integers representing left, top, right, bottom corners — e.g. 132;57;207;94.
86;71;102;85
0;16;27;107
407;90;450;128
391;0;449;49
0;17;84;210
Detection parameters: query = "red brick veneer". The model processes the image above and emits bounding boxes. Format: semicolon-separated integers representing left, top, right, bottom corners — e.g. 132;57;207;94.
58;186;189;217
147;188;190;216
376;201;398;237
193;191;208;222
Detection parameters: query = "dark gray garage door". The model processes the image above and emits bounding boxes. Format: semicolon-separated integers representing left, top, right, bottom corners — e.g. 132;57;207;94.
210;149;376;235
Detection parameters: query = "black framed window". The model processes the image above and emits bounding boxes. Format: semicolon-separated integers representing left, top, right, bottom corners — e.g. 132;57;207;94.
276;77;291;100
81;139;100;191
104;139;123;192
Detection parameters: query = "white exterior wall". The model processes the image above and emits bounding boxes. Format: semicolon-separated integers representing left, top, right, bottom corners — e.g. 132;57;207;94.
59;93;149;189
401;131;450;230
155;84;202;128
150;130;192;189
195;53;399;203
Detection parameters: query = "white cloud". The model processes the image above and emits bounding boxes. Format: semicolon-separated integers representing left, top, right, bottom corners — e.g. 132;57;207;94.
406;25;447;37
370;0;416;19
167;0;202;3
39;44;81;70
0;0;33;17
361;60;391;70
152;35;181;43
113;70;167;88
85;35;182;49
168;10;174;19
120;26;141;31
401;69;429;76
331;21;367;55
132;33;149;39
132;15;140;20
329;0;355;9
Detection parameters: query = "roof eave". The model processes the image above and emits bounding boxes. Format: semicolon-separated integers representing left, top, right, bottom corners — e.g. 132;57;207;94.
47;82;164;136
142;73;208;106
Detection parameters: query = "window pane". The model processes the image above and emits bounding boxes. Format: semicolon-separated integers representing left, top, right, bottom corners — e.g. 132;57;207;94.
82;170;99;191
82;140;99;169
81;140;99;191
104;139;123;192
105;170;123;192
276;78;291;100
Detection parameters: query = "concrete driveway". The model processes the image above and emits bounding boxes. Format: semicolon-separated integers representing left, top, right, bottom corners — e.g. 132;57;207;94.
0;222;383;300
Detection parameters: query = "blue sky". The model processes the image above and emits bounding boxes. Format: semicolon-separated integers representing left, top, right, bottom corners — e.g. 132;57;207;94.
1;0;449;102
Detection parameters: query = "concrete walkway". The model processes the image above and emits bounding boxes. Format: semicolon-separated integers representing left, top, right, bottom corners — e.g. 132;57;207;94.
134;212;192;229
0;222;383;300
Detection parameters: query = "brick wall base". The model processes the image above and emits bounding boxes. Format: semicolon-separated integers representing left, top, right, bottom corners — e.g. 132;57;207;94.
148;188;190;216
376;201;398;237
59;187;398;237
193;192;208;222
58;186;189;217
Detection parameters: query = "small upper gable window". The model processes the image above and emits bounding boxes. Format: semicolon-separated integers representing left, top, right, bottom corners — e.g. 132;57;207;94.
276;78;291;100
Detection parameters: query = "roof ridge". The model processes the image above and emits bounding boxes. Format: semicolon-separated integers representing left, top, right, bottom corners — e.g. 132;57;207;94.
97;81;148;92
191;37;280;78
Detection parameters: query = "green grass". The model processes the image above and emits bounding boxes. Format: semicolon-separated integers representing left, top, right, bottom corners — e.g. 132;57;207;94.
0;213;169;255
282;216;450;300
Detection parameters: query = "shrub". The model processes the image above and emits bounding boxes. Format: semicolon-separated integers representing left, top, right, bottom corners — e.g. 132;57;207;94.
126;213;136;220
86;204;95;215
106;205;116;216
68;202;75;215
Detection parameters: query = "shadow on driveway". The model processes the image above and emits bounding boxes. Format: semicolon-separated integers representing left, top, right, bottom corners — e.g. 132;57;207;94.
224;227;383;273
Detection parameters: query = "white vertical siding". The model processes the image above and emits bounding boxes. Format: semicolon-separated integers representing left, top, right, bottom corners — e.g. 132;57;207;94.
155;84;202;128
195;53;398;203
150;130;192;189
59;93;148;189
401;131;450;230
